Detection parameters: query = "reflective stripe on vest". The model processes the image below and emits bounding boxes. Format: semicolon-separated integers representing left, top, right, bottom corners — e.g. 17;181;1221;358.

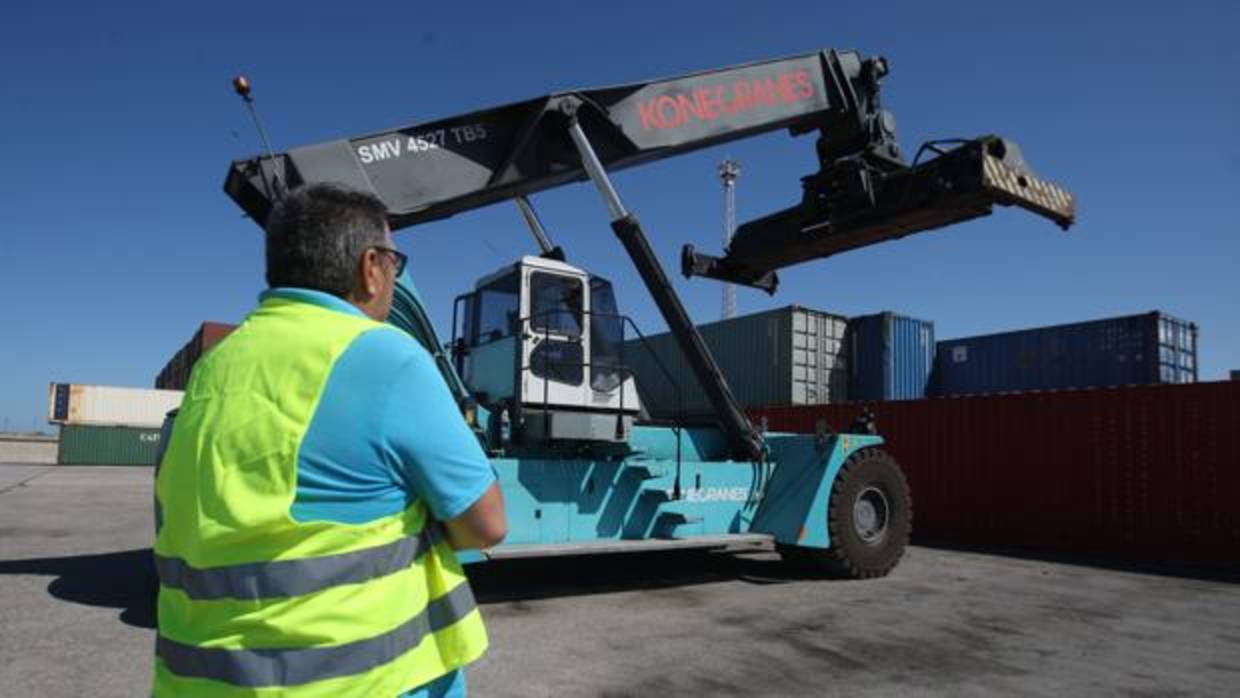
157;582;478;687
155;526;443;600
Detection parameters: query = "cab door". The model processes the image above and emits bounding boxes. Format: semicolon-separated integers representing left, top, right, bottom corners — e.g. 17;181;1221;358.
520;268;590;409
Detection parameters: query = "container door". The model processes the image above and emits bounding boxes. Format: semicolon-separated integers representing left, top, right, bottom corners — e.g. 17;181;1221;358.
791;311;818;405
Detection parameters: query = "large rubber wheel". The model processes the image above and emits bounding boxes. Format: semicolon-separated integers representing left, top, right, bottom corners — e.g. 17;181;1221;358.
778;448;912;579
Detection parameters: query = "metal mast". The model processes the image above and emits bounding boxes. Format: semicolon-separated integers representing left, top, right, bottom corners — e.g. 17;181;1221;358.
718;159;740;320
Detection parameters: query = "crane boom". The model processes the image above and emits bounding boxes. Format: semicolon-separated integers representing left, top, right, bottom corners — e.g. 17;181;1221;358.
230;51;917;224
225;48;1072;287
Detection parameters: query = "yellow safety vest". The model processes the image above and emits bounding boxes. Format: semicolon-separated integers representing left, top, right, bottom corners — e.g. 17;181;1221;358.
152;295;488;697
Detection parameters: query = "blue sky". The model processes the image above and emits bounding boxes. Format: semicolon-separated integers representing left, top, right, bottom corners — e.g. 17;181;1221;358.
1;1;1236;431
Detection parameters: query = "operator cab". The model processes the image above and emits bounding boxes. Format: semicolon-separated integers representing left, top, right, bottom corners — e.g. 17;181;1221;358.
453;256;641;445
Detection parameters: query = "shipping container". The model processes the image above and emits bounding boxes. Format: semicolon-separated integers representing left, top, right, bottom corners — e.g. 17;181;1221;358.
156;321;236;390
621;306;849;419
933;311;1197;397
47;383;183;428
849;312;935;401
752;380;1240;570
57;424;164;465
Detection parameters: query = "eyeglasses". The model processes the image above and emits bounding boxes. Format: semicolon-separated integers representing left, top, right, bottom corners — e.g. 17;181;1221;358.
371;246;408;276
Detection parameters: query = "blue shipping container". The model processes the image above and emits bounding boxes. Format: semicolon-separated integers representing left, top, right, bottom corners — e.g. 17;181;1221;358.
849;312;936;400
933;311;1197;396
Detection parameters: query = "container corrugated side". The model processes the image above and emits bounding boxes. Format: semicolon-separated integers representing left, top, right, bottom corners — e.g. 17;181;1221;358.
933;311;1197;396
752;380;1240;570
622;306;848;418
47;384;183;428
57;424;163;465
849;312;935;400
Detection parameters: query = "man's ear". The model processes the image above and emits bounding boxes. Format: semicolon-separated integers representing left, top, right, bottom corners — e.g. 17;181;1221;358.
361;249;381;297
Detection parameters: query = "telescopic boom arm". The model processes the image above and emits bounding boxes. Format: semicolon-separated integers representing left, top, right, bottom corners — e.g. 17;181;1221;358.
225;49;1073;243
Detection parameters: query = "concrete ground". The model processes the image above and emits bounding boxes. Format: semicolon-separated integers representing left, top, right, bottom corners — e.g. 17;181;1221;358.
1;463;1237;697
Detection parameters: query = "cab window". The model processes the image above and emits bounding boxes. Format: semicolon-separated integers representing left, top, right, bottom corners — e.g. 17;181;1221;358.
529;273;583;337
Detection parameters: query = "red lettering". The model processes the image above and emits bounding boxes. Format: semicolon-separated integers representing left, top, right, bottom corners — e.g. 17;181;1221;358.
637;69;817;131
638;99;662;130
751;78;778;107
676;93;705;122
695;87;723;120
777;73;797;102
728;81;752;115
656;95;682;128
794;70;814;100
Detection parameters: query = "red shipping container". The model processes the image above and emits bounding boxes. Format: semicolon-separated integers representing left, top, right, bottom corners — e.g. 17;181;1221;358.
752;381;1240;570
155;322;237;390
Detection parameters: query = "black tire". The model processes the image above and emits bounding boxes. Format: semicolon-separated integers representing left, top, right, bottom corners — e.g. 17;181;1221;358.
778;448;912;579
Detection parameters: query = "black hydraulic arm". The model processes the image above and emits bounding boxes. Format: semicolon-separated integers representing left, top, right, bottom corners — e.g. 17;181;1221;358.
563;111;764;461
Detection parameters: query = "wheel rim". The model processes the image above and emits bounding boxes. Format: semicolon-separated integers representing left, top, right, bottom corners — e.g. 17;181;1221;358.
853;486;889;544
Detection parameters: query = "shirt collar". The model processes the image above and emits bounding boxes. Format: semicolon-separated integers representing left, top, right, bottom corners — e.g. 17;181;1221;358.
259;287;366;318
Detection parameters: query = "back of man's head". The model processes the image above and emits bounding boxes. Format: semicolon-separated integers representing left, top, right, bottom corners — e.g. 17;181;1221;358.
265;184;389;297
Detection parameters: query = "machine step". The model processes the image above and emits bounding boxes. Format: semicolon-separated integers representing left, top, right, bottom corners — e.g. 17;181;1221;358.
483;533;774;560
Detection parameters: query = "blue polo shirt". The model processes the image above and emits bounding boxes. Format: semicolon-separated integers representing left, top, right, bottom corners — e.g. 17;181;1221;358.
271;287;494;698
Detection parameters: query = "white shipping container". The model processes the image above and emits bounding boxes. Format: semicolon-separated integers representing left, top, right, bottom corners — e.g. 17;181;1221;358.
47;383;184;428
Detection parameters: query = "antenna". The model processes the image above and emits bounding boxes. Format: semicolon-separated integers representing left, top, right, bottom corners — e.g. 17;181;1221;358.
718;159;740;320
232;75;285;199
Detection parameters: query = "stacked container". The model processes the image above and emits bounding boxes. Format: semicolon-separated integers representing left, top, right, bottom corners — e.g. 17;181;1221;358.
48;384;183;427
933;311;1197;397
621;306;849;419
57;424;164;466
848;312;935;401
47;383;183;465
156;321;237;390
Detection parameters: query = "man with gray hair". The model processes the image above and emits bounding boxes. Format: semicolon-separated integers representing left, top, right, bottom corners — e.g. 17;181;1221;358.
152;183;506;697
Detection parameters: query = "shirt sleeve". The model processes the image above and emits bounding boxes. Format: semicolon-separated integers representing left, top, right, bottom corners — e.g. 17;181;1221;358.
382;343;495;521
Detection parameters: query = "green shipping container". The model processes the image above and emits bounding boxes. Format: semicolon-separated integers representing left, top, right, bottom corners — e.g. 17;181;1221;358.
57;424;163;465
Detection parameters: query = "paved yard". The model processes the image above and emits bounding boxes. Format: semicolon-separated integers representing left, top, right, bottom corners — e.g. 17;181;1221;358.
1;464;1237;697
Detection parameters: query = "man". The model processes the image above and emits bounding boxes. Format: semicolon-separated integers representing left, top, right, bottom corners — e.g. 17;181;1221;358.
152;183;506;697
